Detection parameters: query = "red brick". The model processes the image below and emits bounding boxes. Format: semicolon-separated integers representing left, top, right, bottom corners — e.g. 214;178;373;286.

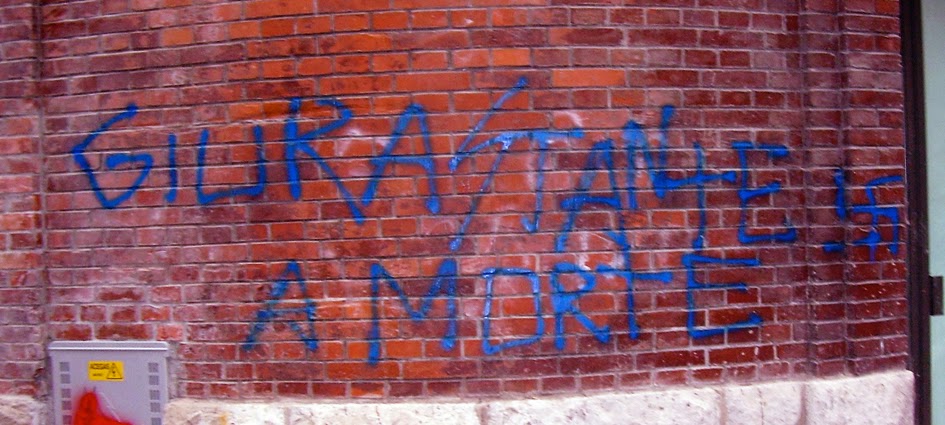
392;30;470;50
161;27;193;46
451;9;488;27
552;68;625;87
246;0;314;18
320;33;392;54
492;48;531;66
261;18;296;37
412;10;448;28
373;11;408;30
549;28;622;45
471;28;546;47
0;0;911;401
335;13;369;32
395;72;471;92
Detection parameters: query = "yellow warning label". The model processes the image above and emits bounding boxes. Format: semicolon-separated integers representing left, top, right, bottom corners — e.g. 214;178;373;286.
88;361;124;381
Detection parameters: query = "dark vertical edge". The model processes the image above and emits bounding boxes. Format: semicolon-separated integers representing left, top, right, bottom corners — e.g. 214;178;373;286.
902;0;931;424
30;0;50;401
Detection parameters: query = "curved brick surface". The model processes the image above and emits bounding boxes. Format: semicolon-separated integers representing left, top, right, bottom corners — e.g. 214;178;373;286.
0;0;912;419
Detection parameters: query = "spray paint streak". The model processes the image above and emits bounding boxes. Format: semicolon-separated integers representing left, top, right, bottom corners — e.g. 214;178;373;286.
73;391;133;425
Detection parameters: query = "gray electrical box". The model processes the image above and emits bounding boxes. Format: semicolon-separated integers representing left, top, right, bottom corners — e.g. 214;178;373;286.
49;341;170;425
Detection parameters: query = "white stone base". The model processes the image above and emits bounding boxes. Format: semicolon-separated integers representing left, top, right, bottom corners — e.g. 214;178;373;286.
157;370;913;425
0;395;44;425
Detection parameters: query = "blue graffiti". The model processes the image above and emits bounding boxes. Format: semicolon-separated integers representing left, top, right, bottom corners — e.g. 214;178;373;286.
556;139;673;339
481;268;545;355
643;141;763;339
824;168;903;261
76;98;440;220
367;259;457;365
595;263;673;340
165;133;178;203
549;263;610;350
556;141;623;252
623;105;695;207
692;144;737;250
732;141;797;244
451;78;534;229
72;104;153;209
196;126;267;204
363;104;441;214
448;129;582;252
689;144;761;338
282;98;364;221
73;78;885;361
284;98;443;223
682;253;763;339
243;261;318;351
451;77;528;169
832;167;848;220
449;76;584;242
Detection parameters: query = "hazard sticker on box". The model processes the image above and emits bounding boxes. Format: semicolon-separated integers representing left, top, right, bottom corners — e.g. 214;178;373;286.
87;361;124;381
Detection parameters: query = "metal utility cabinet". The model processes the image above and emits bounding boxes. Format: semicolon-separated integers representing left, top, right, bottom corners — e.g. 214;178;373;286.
49;341;170;425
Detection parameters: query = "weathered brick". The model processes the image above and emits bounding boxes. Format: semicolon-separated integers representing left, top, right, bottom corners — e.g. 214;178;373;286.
0;0;911;407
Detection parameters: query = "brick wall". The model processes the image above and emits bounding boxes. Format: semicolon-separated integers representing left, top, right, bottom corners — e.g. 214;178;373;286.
799;0;907;376
3;0;907;400
0;0;45;397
